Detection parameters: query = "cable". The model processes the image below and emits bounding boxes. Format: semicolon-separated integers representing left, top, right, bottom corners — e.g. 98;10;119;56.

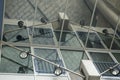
1;41;85;78
100;63;120;75
59;0;68;46
85;0;98;47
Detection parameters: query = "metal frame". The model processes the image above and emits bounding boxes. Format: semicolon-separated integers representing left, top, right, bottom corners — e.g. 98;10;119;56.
31;46;67;76
1;0;120;79
2;18;120;68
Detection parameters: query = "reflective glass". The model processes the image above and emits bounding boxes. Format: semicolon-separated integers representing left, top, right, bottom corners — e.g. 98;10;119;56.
34;48;64;74
77;32;104;48
112;53;120;63
3;24;29;43
98;33;120;50
54;31;82;48
31;28;55;45
89;52;114;62
61;50;88;72
0;46;33;73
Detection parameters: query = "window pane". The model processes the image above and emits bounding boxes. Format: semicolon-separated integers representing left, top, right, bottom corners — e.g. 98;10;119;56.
89;52;114;62
54;31;82;48
98;33;120;50
34;48;64;74
61;50;88;72
89;52;119;76
0;46;33;74
112;53;120;63
77;32;104;48
31;28;55;45
3;24;29;43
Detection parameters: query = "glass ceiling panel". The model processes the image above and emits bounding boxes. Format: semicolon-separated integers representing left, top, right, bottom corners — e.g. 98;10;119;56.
61;50;88;72
3;24;29;43
112;53;120;63
34;48;64;74
54;31;82;48
2;0;120;79
5;0;35;21
77;31;104;48
0;45;33;74
89;52;114;62
31;28;55;45
89;52;120;76
98;33;120;50
36;0;66;21
66;0;91;25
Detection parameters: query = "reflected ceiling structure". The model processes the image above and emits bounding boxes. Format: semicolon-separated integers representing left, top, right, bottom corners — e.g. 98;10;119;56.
1;0;120;80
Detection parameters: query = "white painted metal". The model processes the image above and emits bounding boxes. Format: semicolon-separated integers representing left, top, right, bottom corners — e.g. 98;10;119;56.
80;60;100;80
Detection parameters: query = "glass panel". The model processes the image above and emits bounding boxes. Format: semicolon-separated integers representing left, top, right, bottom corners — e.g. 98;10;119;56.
54;31;82;48
36;0;66;22
31;28;55;45
3;24;29;43
34;48;64;74
89;52;120;76
61;50;88;72
5;0;35;21
77;31;104;48
89;52;114;62
98;33;120;50
66;0;91;26
112;53;120;63
0;45;33;74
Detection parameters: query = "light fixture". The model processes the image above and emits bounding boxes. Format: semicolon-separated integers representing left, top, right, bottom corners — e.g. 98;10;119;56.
54;66;62;76
41;17;47;24
18;21;24;28
16;35;25;41
19;51;28;59
102;29;109;36
80;20;85;27
18;21;26;28
110;68;120;76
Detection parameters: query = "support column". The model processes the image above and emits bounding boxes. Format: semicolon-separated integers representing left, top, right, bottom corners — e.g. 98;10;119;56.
0;0;4;40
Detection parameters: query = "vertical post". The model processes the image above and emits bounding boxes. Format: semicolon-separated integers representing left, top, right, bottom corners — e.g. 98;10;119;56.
0;0;4;62
0;0;4;40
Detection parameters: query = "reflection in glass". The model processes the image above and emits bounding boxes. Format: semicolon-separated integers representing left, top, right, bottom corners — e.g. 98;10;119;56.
77;32;104;48
3;24;29;43
0;46;33;73
89;52;120;76
98;33;120;50
32;28;55;45
112;53;120;63
5;0;34;21
61;50;87;72
34;48;64;74
89;52;114;62
54;31;81;48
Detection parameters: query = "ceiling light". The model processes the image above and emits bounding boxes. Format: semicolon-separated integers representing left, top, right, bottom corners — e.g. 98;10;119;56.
19;51;28;59
41;17;47;24
16;35;25;41
110;68;120;76
54;66;62;76
102;29;109;36
18;21;24;28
